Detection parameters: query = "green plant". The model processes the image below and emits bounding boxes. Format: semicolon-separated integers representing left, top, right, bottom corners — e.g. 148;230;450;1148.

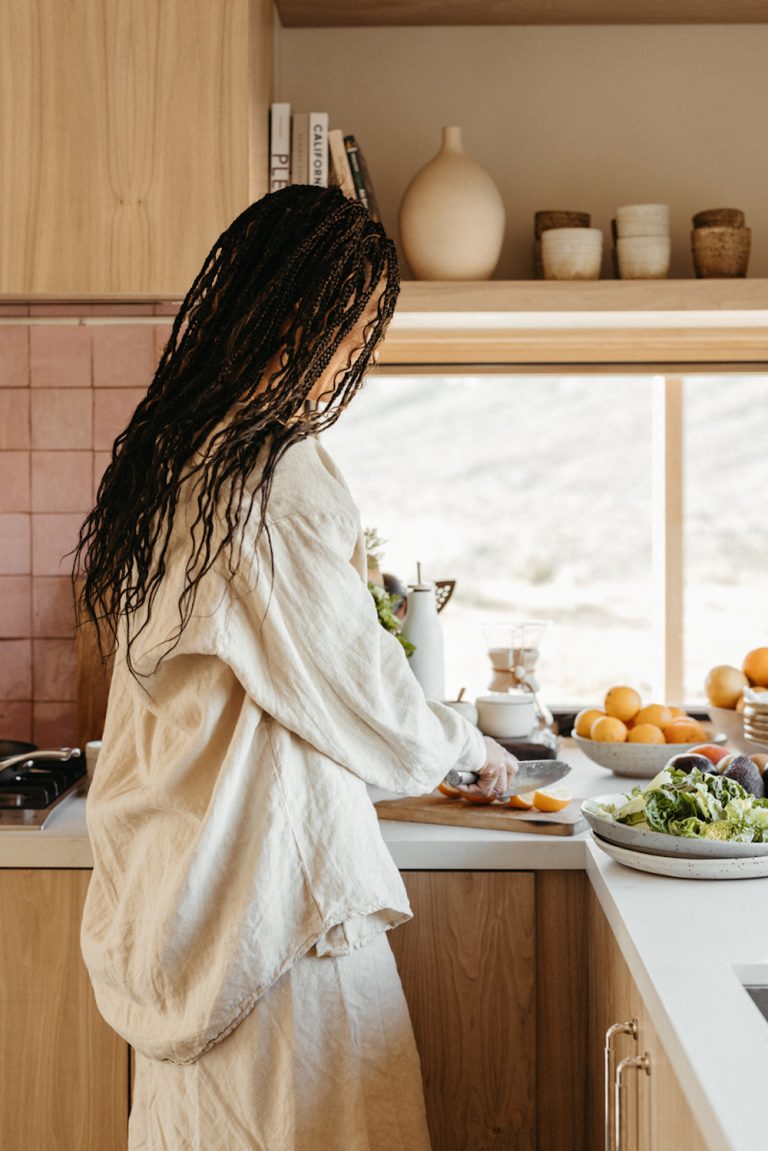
368;581;415;657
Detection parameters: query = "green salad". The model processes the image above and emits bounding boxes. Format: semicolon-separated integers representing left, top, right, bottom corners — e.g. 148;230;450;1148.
599;768;768;842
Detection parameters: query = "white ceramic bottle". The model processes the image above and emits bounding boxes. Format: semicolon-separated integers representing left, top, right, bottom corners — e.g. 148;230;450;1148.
401;564;445;701
398;125;506;280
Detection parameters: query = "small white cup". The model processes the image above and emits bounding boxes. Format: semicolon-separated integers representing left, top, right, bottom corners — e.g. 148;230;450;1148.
443;699;479;726
541;227;603;280
617;235;671;279
475;693;536;738
615;203;670;237
85;740;102;781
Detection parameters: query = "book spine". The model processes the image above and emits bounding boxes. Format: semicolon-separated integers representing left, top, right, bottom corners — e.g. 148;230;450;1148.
269;102;291;192
344;134;381;221
290;112;309;184
328;129;357;200
308;112;329;187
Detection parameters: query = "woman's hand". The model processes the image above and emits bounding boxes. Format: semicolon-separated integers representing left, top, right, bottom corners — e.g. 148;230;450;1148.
455;738;519;800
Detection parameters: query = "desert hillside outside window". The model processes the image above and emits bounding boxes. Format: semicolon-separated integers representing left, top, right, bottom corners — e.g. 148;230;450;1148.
323;370;768;708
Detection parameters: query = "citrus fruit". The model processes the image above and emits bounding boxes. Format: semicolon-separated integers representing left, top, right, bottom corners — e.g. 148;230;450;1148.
438;781;462;798
668;705;687;718
743;647;768;686
460;790;495;805
705;664;748;709
532;787;572;813
574;707;605;738
688;743;729;767
627;723;666;744
604;686;641;723
663;718;708;744
590;715;628;742
506;791;536;809
634;703;673;730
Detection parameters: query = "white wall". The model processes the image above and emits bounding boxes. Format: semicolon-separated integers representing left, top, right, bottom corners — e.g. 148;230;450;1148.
276;24;768;279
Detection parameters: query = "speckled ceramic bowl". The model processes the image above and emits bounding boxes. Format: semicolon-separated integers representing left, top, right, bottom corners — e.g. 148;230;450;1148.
573;728;726;778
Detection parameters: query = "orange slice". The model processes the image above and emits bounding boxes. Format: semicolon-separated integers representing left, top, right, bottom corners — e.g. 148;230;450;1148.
437;781;462;798
532;787;572;813
507;791;536;809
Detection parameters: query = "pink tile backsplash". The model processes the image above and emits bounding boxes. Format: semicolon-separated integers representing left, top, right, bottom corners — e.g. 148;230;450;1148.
0;326;29;388
0;390;30;449
32;513;83;576
33;639;77;701
1;309;176;745
92;324;157;388
0;639;32;699
30;325;91;388
31;388;92;449
0;514;31;574
31;451;93;513
0;700;33;741
33;701;78;747
32;576;76;637
0;576;32;638
93;387;145;451
0;451;30;512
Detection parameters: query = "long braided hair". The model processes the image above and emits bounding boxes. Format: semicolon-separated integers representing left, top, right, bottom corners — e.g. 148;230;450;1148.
74;185;400;672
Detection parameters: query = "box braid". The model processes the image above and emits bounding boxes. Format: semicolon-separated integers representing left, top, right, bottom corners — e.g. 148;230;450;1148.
74;184;400;675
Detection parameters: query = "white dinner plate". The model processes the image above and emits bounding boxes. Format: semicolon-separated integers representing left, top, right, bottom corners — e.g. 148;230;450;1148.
582;794;768;859
592;833;768;880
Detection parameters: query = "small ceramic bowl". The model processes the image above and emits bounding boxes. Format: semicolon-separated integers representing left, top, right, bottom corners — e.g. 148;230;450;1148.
541;227;603;280
693;208;745;229
475;693;536;738
534;210;591;238
692;226;751;278
574;727;726;778
616;203;670;237
616;235;671;279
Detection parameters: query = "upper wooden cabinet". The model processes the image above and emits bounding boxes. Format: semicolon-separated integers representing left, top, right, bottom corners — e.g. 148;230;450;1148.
0;0;273;296
275;0;768;27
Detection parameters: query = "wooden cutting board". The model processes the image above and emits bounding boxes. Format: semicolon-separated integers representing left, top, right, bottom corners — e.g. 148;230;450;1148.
375;792;587;836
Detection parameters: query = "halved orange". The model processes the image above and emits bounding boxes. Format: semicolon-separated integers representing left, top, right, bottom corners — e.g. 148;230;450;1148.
437;781;462;798
507;791;536;809
532;787;572;813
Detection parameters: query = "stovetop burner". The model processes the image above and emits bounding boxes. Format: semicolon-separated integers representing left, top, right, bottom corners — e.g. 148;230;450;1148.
0;749;86;829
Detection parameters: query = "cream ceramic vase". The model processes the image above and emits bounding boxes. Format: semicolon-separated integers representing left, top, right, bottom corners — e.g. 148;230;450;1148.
398;126;505;280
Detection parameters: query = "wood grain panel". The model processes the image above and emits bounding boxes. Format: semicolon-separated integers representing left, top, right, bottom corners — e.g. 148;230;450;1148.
0;0;265;296
535;871;588;1151
0;869;129;1151
390;871;536;1151
635;997;709;1151
276;0;768;26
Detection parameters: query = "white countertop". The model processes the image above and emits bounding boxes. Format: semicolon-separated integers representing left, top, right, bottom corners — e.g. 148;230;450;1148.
3;745;767;1151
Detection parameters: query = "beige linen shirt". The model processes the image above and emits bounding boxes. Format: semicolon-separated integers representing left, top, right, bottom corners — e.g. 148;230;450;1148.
81;436;485;1065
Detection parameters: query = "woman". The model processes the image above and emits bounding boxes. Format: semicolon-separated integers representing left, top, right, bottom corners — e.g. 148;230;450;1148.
76;184;517;1151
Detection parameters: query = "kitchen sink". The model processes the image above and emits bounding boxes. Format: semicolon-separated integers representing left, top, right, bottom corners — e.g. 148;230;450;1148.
743;985;768;1022
734;965;768;1023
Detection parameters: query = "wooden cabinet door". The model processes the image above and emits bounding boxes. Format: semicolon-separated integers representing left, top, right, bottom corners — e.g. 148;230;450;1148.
635;998;709;1151
0;869;129;1151
389;871;536;1151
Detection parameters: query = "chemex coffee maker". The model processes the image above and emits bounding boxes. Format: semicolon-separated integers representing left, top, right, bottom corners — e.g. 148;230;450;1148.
480;620;558;759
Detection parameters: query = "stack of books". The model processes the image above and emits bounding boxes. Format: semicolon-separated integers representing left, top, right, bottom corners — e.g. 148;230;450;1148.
269;102;380;222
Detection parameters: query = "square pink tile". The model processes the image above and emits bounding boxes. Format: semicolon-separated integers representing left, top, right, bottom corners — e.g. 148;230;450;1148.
0;326;29;389
31;451;93;513
0;451;30;512
32;576;76;637
0;639;32;699
30;325;91;388
93;451;112;500
0;514;31;574
32;701;78;746
92;324;157;389
31;514;83;576
31;388;92;449
93;388;145;451
0;575;32;637
0;390;30;449
0;701;32;741
33;638;77;701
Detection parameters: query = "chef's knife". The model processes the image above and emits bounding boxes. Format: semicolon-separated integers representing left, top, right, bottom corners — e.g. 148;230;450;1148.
446;759;571;799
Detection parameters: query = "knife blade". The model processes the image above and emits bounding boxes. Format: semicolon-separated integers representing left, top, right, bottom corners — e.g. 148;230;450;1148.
445;759;571;799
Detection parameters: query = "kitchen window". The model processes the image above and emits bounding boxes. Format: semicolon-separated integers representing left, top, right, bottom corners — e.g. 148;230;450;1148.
323;370;768;708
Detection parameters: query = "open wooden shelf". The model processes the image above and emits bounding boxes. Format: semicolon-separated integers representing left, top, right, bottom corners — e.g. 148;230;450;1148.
276;0;768;28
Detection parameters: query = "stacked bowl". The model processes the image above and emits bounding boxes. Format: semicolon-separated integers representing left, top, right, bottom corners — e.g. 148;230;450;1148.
691;208;750;278
533;210;602;281
743;687;768;751
614;203;670;279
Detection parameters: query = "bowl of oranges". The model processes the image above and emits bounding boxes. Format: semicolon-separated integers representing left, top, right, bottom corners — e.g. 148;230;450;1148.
705;647;768;755
572;685;726;777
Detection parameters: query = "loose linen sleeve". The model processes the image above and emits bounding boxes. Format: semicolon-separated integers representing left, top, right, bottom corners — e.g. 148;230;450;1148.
222;507;486;795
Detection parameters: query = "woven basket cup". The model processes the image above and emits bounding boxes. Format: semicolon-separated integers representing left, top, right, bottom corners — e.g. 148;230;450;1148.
691;226;751;278
692;208;745;229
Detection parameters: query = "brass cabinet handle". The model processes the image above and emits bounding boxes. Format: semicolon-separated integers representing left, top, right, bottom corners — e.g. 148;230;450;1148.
604;1020;638;1151
615;1053;651;1151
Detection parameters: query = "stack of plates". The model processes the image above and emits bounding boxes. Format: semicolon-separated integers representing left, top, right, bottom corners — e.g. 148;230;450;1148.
743;688;768;751
582;794;768;879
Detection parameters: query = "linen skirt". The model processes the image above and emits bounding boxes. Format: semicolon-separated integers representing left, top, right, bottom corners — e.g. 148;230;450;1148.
127;931;432;1151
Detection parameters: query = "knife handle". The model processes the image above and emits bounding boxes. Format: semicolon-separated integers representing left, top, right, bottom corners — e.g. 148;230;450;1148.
446;769;479;788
